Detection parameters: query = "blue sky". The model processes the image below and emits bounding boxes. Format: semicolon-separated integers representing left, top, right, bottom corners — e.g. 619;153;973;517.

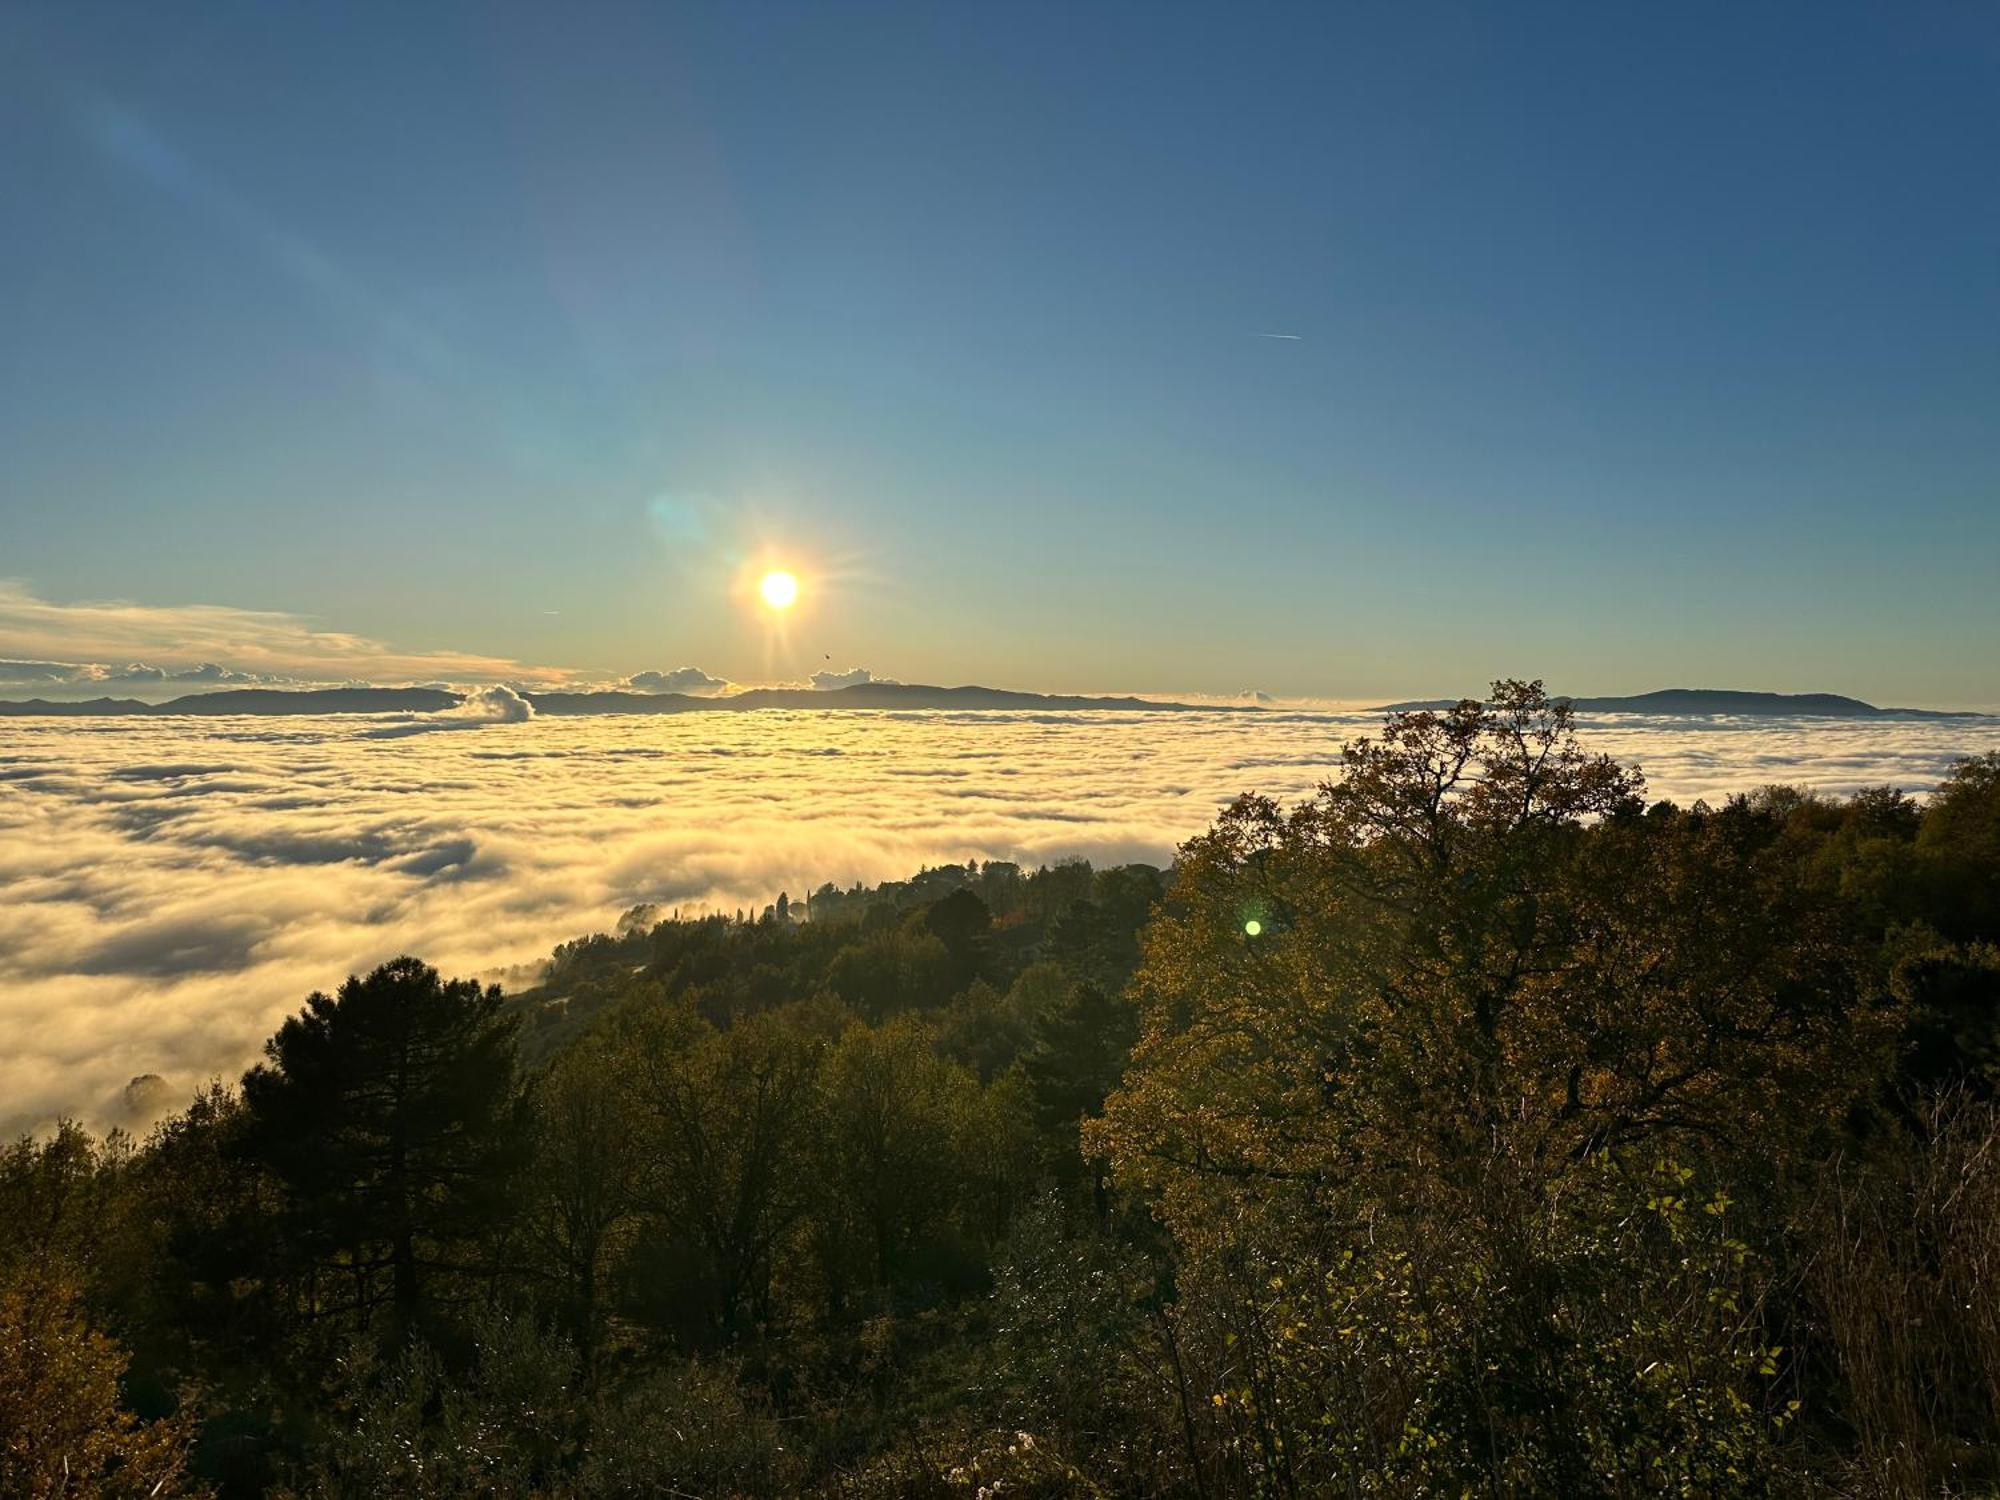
2;2;1996;704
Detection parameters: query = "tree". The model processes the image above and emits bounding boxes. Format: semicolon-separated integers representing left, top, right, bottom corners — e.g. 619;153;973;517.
240;957;529;1338
924;887;994;988
1919;752;2000;941
524;1037;646;1373
1042;865;1163;991
620;1001;821;1340
1892;939;2000;1099
936;977;1035;1083
1093;682;1649;1203
0;1266;203;1498
118;1084;295;1400
814;1015;989;1299
1023;979;1137;1140
1087;683;1872;1491
0;1121;121;1285
825;927;955;1020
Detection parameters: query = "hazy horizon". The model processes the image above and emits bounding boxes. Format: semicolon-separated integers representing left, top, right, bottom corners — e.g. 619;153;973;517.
0;586;1994;714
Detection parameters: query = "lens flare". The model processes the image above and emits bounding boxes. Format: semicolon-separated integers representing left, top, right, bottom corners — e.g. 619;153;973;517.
759;570;799;610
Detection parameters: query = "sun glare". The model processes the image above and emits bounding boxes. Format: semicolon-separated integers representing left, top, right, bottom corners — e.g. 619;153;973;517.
760;570;800;610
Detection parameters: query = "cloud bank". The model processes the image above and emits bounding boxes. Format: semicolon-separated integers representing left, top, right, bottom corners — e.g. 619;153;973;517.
3;706;1996;1135
360;685;537;738
811;666;879;690
0;657;295;693
624;667;731;696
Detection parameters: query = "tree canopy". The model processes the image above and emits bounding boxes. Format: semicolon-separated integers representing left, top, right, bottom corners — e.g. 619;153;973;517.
6;697;2000;1495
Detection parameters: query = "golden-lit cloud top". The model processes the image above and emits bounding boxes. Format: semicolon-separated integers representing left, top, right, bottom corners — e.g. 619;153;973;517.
4;705;1998;1135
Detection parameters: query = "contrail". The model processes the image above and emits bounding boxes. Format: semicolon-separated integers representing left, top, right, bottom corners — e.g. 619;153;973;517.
1254;332;1304;340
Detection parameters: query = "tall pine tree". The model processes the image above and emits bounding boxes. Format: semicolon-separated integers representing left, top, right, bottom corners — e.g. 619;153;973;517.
241;956;529;1338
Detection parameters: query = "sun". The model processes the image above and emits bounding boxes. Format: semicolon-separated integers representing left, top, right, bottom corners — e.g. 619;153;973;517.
759;569;799;610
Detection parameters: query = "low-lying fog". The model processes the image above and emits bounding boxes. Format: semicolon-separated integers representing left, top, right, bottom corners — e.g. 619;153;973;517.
5;705;1997;1134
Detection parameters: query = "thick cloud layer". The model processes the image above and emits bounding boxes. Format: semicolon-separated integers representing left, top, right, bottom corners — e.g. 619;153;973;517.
624;667;730;695
811;666;878;690
0;657;291;693
360;685;536;738
3;707;1996;1134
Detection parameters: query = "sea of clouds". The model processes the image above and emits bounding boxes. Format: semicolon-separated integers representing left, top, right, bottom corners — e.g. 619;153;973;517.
4;705;1998;1134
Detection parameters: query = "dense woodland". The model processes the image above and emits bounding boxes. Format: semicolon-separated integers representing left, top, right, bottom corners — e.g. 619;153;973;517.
7;683;2000;1497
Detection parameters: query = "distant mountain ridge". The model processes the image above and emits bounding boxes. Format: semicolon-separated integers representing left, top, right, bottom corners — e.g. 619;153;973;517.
0;682;1228;718
0;683;1983;720
1380;688;1985;719
0;687;461;717
529;682;1240;714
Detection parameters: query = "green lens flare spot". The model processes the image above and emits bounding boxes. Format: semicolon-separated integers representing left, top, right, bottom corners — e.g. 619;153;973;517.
1243;919;1262;937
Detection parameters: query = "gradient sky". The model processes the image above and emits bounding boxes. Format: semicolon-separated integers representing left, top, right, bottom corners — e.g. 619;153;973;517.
3;2;1997;705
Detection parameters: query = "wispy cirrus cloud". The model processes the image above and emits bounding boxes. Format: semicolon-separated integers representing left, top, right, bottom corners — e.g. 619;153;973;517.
0;581;572;694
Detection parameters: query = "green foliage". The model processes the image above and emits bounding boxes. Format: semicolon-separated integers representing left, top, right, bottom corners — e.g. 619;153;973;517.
1164;1155;1792;1497
618;999;823;1340
1892;938;2000;1098
816;1015;1007;1300
520;1036;646;1369
982;1190;1166;1484
936;978;1036;1083
829;927;958;1020
1918;752;2000;941
0;1264;206;1498
240;956;531;1339
0;1120;125;1284
578;1357;800;1496
1090;686;1991;1495
11;715;2000;1494
295;1304;799;1497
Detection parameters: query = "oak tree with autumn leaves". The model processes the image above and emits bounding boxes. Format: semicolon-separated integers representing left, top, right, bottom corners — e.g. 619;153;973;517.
1088;682;1901;1493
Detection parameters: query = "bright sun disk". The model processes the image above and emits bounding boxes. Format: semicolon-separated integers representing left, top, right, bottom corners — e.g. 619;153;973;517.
759;570;799;610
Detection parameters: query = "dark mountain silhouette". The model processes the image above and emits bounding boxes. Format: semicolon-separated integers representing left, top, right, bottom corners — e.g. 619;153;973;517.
0;697;156;716
0;682;1224;718
526;683;1225;715
2;683;1982;720
0;688;458;717
1380;688;1983;719
166;687;462;715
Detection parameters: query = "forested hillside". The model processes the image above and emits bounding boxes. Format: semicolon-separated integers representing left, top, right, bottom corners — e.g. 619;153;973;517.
6;684;1999;1497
